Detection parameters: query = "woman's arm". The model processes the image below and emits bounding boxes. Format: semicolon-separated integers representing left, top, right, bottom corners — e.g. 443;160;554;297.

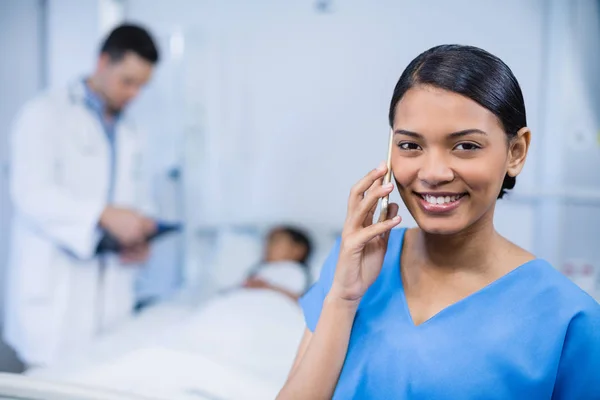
288;329;312;377
277;295;358;399
278;163;401;398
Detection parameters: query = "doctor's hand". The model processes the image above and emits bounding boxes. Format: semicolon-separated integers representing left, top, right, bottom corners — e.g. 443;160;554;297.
99;206;156;246
330;162;401;304
119;242;151;265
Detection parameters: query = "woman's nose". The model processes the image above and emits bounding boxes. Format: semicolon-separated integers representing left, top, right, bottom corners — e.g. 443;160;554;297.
417;153;454;187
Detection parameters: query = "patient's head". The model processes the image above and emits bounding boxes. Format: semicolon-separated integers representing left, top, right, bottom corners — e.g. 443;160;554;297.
265;226;312;265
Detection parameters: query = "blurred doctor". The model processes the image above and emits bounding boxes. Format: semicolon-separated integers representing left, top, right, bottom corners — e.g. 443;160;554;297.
4;24;160;368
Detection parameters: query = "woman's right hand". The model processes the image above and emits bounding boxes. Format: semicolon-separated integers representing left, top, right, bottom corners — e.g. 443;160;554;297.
330;161;401;303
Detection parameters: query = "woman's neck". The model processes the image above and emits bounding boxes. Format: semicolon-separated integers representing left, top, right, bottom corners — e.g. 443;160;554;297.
413;213;501;274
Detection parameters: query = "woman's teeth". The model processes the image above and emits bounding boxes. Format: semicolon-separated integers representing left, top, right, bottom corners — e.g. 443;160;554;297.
422;194;462;205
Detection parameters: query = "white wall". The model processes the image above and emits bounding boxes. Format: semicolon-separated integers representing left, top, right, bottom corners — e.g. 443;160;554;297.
549;0;600;288
47;0;125;89
46;0;100;88
126;0;545;248
0;0;46;372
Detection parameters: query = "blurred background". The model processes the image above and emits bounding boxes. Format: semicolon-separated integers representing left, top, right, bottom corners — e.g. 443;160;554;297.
0;0;599;398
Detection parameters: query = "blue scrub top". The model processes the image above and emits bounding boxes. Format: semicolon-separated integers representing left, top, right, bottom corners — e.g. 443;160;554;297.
300;228;600;399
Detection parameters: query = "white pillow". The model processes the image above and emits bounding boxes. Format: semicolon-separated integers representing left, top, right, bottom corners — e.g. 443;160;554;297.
209;228;263;291
205;225;341;290
254;261;307;295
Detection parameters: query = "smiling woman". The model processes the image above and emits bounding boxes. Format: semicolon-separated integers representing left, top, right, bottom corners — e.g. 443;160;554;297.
277;45;600;400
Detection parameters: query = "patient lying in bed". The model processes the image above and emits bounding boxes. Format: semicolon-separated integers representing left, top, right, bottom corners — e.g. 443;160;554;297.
242;226;313;301
151;227;314;383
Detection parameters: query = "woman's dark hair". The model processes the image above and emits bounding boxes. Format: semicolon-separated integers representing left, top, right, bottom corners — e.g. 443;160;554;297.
388;44;526;199
100;24;159;64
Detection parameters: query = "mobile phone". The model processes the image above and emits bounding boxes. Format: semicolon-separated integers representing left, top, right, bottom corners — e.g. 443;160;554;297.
377;128;394;223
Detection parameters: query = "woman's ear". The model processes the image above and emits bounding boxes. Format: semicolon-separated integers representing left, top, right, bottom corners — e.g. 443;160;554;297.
507;127;531;177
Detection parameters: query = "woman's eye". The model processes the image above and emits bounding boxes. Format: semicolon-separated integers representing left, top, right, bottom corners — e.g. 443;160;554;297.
454;142;481;151
398;142;421;151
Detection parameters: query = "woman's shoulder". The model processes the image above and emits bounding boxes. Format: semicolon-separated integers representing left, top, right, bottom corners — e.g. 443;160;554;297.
522;258;600;315
495;236;599;314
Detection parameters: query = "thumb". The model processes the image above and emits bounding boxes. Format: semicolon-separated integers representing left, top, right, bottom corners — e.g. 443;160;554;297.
387;202;400;220
383;202;400;240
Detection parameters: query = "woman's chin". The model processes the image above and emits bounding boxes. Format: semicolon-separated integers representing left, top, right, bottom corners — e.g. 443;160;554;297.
413;216;470;236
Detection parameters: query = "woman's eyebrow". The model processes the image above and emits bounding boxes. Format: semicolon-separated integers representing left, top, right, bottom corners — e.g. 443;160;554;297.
394;129;487;139
394;129;423;139
448;129;487;138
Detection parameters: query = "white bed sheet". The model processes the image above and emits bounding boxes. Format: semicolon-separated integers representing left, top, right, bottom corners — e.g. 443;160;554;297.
64;347;281;400
159;288;306;384
30;287;306;399
28;301;195;380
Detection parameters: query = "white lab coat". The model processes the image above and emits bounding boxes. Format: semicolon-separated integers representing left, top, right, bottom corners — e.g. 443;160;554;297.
3;81;154;367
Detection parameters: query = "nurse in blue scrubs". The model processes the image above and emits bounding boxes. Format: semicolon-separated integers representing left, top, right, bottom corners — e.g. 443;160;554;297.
277;44;600;399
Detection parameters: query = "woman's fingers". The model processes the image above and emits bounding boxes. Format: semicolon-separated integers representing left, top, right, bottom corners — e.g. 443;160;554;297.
347;161;387;212
345;162;393;231
363;201;377;228
357;206;401;243
348;181;393;229
361;167;387;227
380;202;401;235
367;180;393;216
343;202;400;244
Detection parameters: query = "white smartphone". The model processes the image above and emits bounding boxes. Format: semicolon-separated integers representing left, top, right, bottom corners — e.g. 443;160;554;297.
377;128;394;223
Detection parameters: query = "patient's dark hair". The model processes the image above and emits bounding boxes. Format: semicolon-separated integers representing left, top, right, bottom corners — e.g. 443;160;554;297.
274;226;313;265
388;44;526;199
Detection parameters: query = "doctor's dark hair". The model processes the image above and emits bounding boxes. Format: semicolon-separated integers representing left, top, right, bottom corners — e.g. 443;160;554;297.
388;44;527;199
100;24;159;64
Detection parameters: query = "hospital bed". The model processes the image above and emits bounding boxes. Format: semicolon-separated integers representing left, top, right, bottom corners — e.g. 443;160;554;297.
28;224;340;400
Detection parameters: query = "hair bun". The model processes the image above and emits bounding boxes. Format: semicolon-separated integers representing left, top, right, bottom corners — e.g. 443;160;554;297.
498;173;516;198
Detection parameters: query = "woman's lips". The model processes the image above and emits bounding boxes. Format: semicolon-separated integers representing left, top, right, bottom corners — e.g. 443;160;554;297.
415;192;467;214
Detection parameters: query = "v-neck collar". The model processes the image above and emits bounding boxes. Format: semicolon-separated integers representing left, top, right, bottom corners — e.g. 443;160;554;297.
392;229;539;328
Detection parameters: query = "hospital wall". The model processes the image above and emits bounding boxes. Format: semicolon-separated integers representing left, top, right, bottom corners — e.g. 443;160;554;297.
123;0;600;272
46;0;126;90
0;0;48;373
555;2;600;276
